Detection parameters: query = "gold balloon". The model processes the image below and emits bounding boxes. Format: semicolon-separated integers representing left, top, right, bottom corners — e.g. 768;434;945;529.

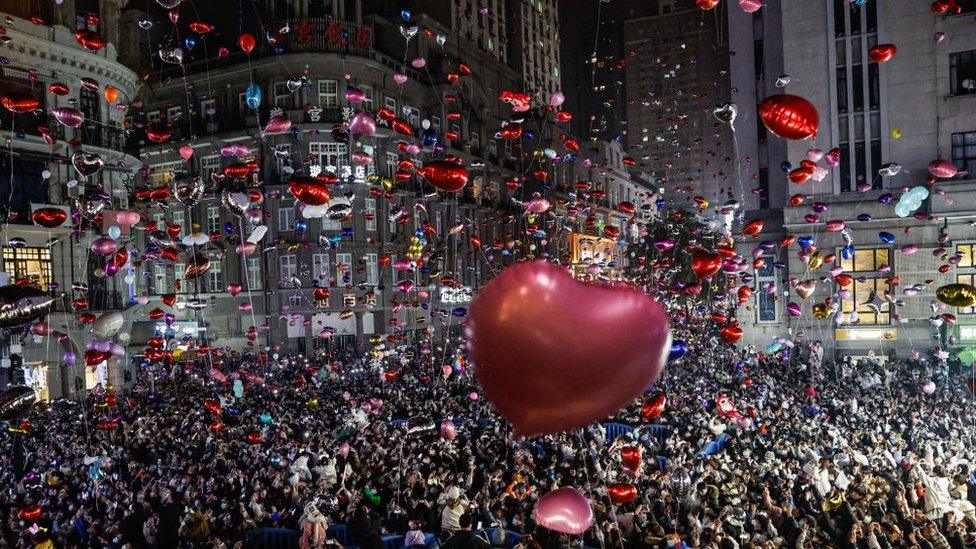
812;303;829;319
307;397;319;408
381;178;394;191
795;279;816;300
936;283;976;307
368;335;383;346
808;251;824;269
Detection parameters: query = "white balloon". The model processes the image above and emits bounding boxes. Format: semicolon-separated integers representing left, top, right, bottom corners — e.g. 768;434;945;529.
92;312;124;338
247;225;268;244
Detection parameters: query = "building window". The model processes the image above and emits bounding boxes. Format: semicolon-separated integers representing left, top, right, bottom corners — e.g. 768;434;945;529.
309;142;348;173
318;79;338;108
246;257;262;291
839;248;890;325
153;264;167;294
273;82;294;109
335;253;352;285
359;86;374;110
957;273;976;314
174;263;187;294
206;206;220;234
952;131;976;173
201;155;221;183
79;88;99;124
365;198;377;231
950;50;976;96
278;206;295;232
384;96;397;113
199;99;215;119
386;152;399;177
365;253;378;285
959;243;976;268
274;144;292;178
171;210;186;235
2;247;52;289
840;247;889;272
208;260;223;293
279;255;297;283
149;161;183;186
312;253;330;284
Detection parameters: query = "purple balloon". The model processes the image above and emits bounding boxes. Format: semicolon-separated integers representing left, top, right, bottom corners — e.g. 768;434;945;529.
878;193;893;204
63;351;76;365
90;237;118;256
857;213;872;222
52;107;84;128
810;202;828;213
533;487;594;535
348;111;376;136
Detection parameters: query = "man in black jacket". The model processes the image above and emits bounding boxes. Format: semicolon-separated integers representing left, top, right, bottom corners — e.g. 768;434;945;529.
442;513;489;549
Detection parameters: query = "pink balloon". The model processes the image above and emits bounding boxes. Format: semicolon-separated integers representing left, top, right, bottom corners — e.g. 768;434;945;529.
533;487;594;535
393;73;408;85
264;115;292;134
440;419;456;440
738;0;763;12
345;87;366;103
52;107;84;128
348;111;376;136
467;261;671;437
928;159;958;179
115;211;140;226
339;441;350;458
179;145;194;161
90;237;118;256
922;381;936;395
411;57;426;68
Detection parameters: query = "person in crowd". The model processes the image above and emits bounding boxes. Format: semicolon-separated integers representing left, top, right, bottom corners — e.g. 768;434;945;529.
1;327;975;548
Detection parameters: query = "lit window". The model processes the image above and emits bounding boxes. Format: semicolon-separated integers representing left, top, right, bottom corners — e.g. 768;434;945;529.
365;198;377;231
208;260;223;293
278;207;295;232
246;257;262;291
2;247;52;289
279;255;297;283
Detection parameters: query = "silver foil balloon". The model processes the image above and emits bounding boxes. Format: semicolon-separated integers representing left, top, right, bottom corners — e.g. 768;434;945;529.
221;191;251;218
325;196;353;221
73;193;106;218
0;285;54;329
713;102;738;126
172;172;204;208
71;152;104;179
0;385;35;422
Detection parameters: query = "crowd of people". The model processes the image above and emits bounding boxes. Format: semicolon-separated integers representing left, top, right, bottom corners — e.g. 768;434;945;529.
1;329;975;549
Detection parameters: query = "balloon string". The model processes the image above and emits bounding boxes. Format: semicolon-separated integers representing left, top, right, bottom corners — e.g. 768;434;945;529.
237;221;259;332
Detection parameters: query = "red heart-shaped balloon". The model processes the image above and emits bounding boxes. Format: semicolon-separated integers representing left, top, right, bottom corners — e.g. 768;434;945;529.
468;261;670;436
692;249;722;280
642;392;667;421
620;445;642;473
607;483;638;505
166;223;181;238
720;324;743;344
161;293;177;307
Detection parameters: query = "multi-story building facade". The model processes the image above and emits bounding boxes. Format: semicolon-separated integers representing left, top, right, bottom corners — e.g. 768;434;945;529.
129;1;647;357
624;1;735;209
729;0;976;359
559;0;656;144
507;0;561;99
0;0;140;398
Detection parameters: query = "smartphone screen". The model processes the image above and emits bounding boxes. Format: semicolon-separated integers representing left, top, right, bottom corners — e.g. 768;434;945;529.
477;522;483;531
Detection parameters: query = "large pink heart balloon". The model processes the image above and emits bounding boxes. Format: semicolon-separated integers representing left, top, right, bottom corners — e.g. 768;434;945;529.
533;487;594;535
467;261;671;437
738;0;763;13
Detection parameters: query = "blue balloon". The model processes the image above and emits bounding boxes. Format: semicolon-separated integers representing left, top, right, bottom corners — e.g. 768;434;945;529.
224;222;235;234
655;199;666;210
295;219;307;232
260;413;273;424
245;83;262;109
339;228;354;238
857;213;872;222
184;37;196;50
797;236;814;250
879;231;895;244
451;307;467;317
401;9;412;21
421;128;439;148
327;234;342;245
107;225;121;240
668;340;688;361
841;245;855;260
780;161;792;173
